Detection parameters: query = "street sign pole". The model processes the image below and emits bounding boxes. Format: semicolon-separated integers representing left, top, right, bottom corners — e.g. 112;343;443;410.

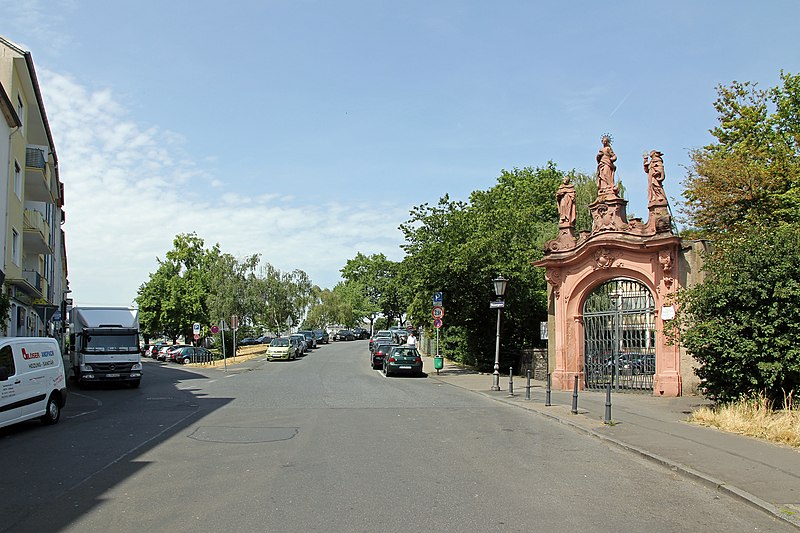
220;320;227;372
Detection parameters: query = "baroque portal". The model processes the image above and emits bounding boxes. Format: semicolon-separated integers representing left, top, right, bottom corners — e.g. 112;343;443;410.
533;135;688;397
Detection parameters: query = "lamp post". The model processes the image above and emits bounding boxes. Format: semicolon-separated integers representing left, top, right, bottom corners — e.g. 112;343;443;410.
490;276;508;391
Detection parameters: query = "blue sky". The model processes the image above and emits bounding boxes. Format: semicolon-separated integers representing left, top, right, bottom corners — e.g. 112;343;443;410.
2;1;799;306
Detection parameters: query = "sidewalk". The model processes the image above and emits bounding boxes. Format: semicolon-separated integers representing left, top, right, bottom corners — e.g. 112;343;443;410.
422;355;800;529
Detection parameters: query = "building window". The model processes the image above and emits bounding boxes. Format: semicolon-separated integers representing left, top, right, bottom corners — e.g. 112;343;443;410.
11;228;19;265
17;94;24;130
14;161;21;199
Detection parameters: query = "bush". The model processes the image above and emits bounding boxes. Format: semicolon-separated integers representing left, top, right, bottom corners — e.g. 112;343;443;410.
674;223;800;402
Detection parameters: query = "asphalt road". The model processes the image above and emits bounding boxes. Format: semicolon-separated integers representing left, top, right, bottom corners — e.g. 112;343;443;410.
0;340;792;532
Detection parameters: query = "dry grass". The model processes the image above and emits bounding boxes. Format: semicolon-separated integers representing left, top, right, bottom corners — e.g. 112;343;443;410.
689;392;800;448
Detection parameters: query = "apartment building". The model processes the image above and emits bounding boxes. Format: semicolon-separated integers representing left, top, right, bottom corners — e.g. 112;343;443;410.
0;36;68;337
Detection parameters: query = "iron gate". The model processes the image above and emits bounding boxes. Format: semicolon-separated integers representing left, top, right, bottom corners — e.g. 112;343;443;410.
583;278;656;392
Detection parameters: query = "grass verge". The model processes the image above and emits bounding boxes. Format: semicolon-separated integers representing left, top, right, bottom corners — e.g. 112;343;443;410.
689;392;800;448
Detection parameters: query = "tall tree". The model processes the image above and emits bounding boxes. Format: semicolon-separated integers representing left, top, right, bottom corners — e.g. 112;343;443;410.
674;71;800;401
682;71;800;235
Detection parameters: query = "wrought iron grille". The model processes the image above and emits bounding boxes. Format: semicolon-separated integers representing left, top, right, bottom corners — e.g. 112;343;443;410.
583;279;656;392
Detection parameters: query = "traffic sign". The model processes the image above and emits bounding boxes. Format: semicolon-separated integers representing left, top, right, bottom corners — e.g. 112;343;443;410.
433;291;443;304
490;300;505;309
211;325;219;334
193;334;200;340
193;322;201;334
432;306;445;319
52;311;62;322
433;318;443;329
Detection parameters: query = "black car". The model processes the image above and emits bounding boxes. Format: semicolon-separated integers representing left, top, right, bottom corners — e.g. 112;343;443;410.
238;337;259;346
257;335;274;344
334;329;355;341
352;327;370;340
371;341;398;370
313;329;329;344
298;330;318;349
172;346;213;364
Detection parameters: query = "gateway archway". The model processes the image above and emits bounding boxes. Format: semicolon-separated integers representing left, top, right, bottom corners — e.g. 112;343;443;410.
583;278;655;392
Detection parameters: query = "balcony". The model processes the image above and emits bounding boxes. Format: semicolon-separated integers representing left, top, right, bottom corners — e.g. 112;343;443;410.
25;146;53;203
23;209;52;254
7;269;48;299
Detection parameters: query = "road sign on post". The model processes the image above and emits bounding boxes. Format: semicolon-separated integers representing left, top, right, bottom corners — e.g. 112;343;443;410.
432;306;445;319
433;318;443;329
433;292;443;305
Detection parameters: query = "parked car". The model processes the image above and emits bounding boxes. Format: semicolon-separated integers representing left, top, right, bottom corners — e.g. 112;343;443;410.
313;329;329;344
238;337;259;346
389;327;408;344
334;329;355;341
266;337;296;361
289;334;308;354
383;346;424;377
371;341;398;370
298;330;317;349
352;327;369;340
257;335;273;344
0;337;68;429
157;344;186;361
146;342;168;358
172;346;213;364
370;330;394;352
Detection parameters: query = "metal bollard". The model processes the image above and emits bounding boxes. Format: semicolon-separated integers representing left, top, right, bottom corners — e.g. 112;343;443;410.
525;369;531;400
571;374;579;414
545;373;552;406
604;380;613;424
508;367;514;397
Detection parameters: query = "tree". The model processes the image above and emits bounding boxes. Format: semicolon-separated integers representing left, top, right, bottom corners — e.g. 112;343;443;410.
673;71;800;402
136;233;216;341
671;224;800;402
682;71;800;235
340;253;407;330
400;164;566;370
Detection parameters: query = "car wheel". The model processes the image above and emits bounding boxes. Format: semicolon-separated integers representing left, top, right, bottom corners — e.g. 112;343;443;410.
40;394;61;425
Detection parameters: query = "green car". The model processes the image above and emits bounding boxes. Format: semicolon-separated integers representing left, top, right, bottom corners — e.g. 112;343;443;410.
383;346;424;377
267;338;296;361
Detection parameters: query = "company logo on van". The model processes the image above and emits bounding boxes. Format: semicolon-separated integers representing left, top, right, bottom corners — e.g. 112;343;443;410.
21;348;55;360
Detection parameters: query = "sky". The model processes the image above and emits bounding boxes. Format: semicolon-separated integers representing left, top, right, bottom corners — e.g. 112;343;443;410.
1;1;799;307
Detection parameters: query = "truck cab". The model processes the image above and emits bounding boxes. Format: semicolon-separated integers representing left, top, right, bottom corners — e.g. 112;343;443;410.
70;307;142;388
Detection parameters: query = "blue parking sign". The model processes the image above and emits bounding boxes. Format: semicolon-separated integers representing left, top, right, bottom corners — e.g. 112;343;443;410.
433;292;443;304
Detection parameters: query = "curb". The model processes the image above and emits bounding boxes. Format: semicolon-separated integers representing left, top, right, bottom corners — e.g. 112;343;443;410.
429;372;800;530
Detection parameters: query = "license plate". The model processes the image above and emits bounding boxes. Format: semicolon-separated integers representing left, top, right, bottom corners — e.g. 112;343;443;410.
399;366;412;370
106;373;120;378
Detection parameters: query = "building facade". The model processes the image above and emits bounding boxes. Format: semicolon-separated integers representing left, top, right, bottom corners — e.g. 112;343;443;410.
0;36;68;338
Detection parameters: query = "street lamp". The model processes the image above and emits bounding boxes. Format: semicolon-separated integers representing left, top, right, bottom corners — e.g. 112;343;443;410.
491;276;508;391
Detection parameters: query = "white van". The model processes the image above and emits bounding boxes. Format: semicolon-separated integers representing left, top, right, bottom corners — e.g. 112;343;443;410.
0;337;67;430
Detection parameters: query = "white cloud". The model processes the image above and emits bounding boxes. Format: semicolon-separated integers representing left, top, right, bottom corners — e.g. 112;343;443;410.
41;71;406;306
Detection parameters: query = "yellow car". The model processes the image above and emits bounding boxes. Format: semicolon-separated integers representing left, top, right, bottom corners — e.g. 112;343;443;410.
266;337;296;361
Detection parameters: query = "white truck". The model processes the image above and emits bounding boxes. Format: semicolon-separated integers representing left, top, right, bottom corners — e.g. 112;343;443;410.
69;307;142;388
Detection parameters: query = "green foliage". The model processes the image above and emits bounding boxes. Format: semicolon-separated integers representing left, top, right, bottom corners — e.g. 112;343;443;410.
136;232;313;342
0;282;11;335
672;224;800;402
400;163;564;369
340;253;408;326
673;71;800;402
682;71;800;235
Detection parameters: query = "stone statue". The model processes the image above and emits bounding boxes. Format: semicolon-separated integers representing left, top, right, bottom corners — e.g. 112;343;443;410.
556;176;576;228
596;135;618;195
644;150;668;207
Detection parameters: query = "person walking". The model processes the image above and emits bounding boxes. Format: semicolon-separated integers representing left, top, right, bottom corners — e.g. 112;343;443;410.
407;332;417;347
